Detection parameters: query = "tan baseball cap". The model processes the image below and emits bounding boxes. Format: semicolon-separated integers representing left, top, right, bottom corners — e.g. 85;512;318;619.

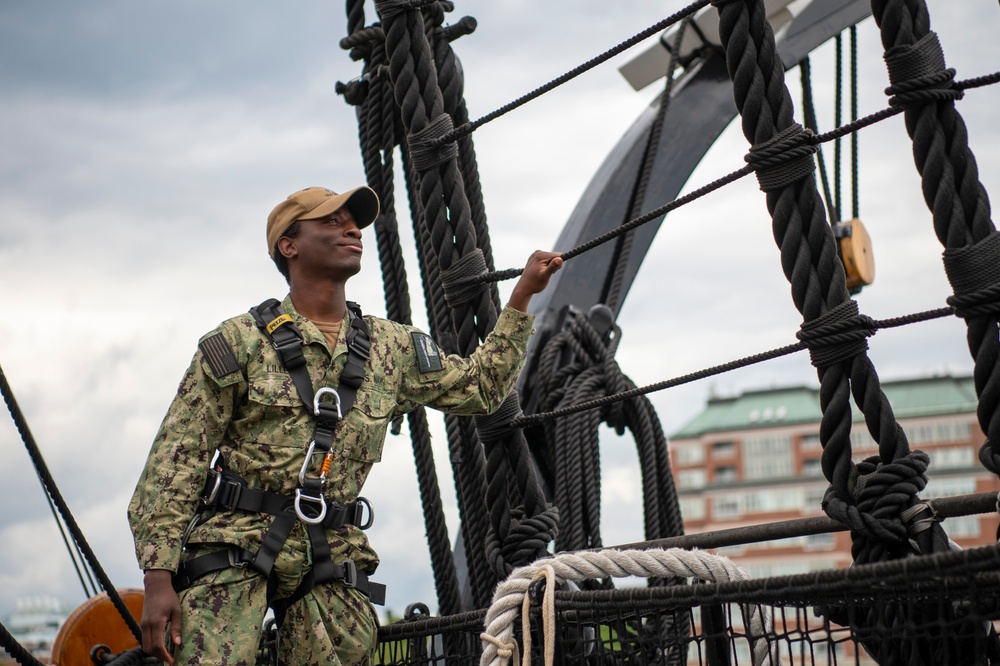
266;186;380;258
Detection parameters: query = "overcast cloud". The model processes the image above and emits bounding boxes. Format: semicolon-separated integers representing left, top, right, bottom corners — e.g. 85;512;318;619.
1;0;998;636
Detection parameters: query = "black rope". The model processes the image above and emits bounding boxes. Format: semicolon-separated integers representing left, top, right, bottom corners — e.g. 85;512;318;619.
458;68;997;292
430;0;713;147
0;619;46;666
0;363;142;642
850;25;859;220
511;306;953;430
834;34;843;222
604;18;691;313
712;0;988;660
800;56;838;224
376;0;556;600
870;1;1000;523
344;0;465;617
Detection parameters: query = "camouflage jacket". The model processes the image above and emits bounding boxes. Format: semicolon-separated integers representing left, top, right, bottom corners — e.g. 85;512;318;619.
128;295;534;575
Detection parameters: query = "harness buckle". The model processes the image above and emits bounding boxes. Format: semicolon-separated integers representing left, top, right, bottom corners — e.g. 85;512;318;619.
313;387;343;419
294;488;328;525
228;546;248;569
349;336;371;360
341;560;357;588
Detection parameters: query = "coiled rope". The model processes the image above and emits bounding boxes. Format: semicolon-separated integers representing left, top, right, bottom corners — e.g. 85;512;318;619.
479;548;778;666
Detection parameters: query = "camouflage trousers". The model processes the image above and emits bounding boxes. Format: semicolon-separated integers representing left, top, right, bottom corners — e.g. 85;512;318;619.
172;537;378;666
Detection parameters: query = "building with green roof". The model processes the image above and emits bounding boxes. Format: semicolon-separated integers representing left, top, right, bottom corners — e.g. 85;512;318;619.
667;373;996;582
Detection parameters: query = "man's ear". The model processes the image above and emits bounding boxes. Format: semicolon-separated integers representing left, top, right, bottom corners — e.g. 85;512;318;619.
276;235;297;260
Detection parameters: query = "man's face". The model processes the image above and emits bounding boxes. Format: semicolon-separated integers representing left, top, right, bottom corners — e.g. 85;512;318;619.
288;205;364;281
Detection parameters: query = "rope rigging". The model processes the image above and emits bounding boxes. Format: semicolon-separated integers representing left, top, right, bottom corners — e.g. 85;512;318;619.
5;2;1000;664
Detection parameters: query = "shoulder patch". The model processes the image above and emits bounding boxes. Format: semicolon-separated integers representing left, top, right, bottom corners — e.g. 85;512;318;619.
199;332;240;379
411;332;444;373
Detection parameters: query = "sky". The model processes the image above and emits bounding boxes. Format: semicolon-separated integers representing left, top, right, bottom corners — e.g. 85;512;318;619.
1;0;999;638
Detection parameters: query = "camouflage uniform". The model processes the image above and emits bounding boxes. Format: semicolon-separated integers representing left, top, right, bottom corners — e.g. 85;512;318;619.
128;295;534;665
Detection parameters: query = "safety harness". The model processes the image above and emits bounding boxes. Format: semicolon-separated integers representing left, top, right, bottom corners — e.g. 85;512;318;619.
173;298;386;624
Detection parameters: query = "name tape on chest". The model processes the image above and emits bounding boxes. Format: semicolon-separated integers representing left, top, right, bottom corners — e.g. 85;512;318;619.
411;332;444;373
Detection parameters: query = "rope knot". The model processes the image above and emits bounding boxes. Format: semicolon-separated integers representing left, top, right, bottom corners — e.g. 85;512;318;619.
407;113;459;172
744;123;818;192
796;300;876;368
487;506;560;576
823;451;931;544
884;31;962;107
943;231;1000;318
440;248;489;308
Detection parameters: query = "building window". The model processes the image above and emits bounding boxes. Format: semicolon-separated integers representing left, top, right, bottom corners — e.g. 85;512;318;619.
679;497;706;521
744;434;793;480
945;516;982;539
712;441;736;458
800;433;822;451
850;429;878;452
923;476;977;499
802;458;823;477
712;494;741;519
677;469;706;490
903;420;973;445
931;446;975;470
675;445;705;465
805;533;835;550
714;466;738;483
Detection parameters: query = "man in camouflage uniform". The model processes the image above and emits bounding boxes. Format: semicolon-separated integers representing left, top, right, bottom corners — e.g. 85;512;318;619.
128;185;563;666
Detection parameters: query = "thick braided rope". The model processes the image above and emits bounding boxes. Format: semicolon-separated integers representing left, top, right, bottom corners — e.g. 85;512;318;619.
379;0;557;589
479;549;777;666
712;0;943;566
344;16;467;617
869;0;1000;496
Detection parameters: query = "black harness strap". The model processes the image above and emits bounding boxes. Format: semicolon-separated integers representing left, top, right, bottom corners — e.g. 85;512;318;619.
173;299;384;610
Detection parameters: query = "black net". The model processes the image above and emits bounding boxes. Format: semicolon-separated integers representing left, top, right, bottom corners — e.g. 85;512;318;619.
376;543;1000;666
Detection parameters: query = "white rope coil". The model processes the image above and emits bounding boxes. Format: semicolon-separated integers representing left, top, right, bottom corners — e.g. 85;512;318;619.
479;548;779;666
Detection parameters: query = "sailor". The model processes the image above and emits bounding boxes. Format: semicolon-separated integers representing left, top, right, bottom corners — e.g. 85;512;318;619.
127;185;562;666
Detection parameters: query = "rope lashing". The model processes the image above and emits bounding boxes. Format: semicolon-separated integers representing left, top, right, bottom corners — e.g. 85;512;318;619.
441;248;490;309
943;231;1000;319
822;451;931;545
479;548;778;666
373;0;439;21
475;390;523;443
884;31;963;107
744;123;818;192
408;114;460;172
795;300;876;368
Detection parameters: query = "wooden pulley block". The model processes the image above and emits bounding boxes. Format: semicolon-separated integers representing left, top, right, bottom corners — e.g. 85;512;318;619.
51;588;144;666
834;217;875;291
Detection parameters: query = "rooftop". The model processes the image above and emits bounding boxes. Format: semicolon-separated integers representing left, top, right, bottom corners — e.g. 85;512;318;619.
671;374;977;439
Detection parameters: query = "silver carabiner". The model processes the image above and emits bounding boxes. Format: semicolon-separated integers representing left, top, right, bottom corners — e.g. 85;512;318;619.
294;488;328;524
299;440;318;486
313;387;343;419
